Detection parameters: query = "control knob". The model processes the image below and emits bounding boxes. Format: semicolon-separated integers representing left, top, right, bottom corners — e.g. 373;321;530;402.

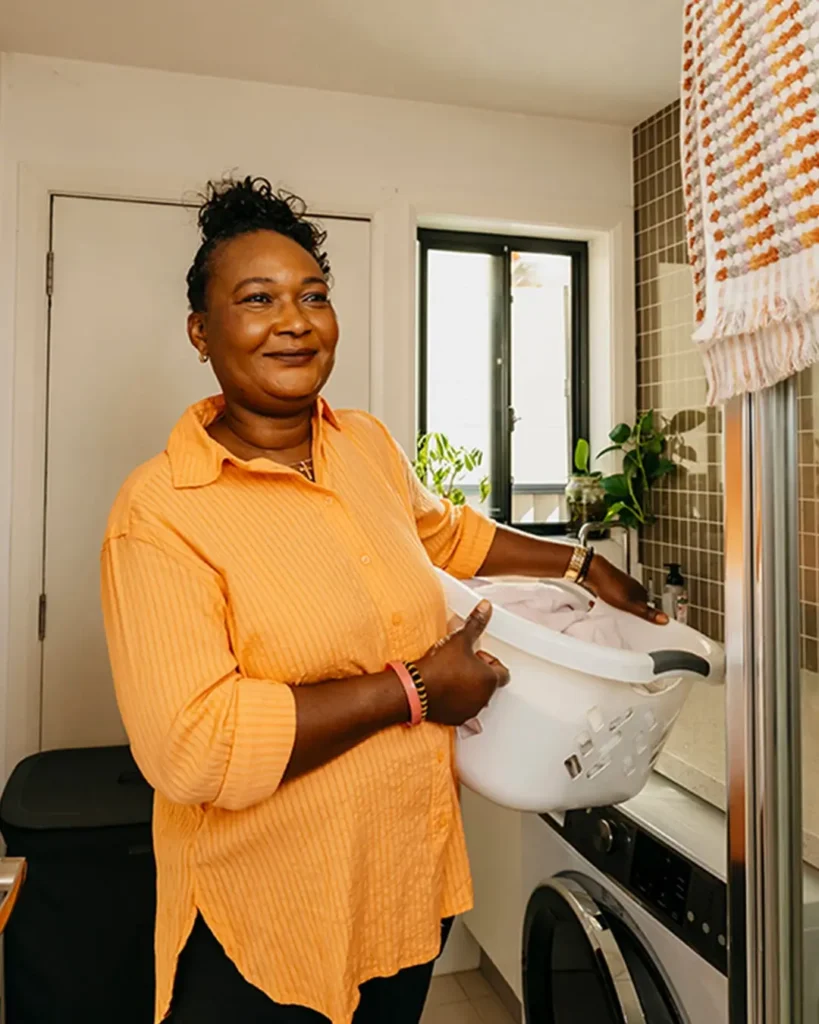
593;818;617;855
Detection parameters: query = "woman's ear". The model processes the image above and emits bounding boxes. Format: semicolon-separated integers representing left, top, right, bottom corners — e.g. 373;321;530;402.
187;312;208;362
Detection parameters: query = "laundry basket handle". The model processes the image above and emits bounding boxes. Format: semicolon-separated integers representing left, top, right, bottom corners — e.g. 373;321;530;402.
649;650;710;678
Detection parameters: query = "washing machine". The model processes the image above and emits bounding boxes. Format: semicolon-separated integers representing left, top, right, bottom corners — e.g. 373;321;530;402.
521;798;726;1023
520;773;819;1023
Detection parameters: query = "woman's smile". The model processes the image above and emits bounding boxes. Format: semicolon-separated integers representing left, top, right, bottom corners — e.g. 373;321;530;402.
262;347;319;367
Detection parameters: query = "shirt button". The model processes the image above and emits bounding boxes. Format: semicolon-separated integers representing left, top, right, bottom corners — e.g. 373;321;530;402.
325;496;333;506
437;813;448;831
436;750;445;765
361;555;371;565
392;612;403;627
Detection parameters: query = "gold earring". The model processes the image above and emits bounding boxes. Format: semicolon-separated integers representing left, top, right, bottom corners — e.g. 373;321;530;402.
199;351;209;364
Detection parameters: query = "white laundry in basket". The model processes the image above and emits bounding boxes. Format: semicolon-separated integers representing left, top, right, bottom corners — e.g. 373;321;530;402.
439;570;724;813
467;579;630;650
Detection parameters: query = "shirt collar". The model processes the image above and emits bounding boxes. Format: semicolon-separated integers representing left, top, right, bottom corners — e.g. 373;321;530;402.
167;395;341;490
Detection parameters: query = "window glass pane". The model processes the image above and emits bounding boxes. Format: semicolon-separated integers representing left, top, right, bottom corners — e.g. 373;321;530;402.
424;250;494;511
510;251;572;523
511;490;569;526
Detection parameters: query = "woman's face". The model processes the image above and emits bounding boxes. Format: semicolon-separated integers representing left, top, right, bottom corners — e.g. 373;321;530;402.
188;230;338;416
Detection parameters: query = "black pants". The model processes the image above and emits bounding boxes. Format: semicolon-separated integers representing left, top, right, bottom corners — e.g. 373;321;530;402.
168;915;453;1023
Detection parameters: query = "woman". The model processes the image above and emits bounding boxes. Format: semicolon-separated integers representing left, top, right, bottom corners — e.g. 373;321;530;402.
101;176;665;1024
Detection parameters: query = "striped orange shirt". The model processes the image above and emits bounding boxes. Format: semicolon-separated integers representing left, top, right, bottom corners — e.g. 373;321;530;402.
100;396;496;1023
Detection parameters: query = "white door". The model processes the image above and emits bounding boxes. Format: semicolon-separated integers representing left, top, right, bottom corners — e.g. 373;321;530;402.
41;195;371;750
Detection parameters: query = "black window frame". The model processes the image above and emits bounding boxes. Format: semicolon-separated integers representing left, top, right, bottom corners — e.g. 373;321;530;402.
417;228;590;535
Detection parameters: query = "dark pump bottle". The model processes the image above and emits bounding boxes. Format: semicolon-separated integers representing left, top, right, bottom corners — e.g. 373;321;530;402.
662;563;688;624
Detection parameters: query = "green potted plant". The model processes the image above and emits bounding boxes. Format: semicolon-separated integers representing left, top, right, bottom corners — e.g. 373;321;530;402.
598;410;684;527
414;432;490;506
565;438;607;535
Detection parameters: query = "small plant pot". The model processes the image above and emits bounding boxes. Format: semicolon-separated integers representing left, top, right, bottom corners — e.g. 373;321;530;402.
565;474;607;537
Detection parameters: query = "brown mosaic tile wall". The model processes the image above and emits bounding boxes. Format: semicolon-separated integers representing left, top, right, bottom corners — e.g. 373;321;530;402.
634;102;725;642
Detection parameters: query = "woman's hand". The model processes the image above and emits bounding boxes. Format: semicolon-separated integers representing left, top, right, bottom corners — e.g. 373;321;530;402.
584;555;668;624
418;601;510;726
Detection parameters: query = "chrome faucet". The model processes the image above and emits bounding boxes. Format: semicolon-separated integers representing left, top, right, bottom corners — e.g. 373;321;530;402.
577;521;632;579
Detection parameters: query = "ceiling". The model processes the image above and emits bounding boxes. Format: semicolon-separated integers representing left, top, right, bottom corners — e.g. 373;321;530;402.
0;0;684;126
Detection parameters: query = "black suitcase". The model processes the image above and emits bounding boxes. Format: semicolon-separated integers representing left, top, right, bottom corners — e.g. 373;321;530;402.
0;745;156;1024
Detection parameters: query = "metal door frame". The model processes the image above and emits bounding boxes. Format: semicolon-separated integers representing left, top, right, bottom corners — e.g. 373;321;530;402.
724;380;803;1024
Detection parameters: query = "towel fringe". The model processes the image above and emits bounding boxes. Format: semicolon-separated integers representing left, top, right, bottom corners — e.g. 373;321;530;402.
701;311;819;404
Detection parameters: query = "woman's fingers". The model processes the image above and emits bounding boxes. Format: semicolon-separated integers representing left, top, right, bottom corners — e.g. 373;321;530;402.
463;600;493;645
627;599;668;624
476;649;510;686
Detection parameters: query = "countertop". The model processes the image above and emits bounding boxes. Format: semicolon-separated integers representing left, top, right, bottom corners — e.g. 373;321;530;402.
656;670;819;869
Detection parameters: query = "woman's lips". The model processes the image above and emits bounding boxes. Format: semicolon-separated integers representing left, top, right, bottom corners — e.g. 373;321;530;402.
264;349;318;367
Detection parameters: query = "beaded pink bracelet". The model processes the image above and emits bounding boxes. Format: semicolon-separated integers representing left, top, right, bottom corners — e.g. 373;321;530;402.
388;661;423;727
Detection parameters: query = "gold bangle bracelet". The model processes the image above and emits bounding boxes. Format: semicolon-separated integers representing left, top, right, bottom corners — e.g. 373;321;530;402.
576;546;595;585
563;545;587;583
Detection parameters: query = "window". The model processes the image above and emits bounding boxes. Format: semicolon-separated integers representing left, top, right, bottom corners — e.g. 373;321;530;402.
418;230;589;533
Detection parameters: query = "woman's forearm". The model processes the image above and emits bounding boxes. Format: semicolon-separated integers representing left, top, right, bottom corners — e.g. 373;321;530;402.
284;671;408;782
474;523;662;623
476;524;576;579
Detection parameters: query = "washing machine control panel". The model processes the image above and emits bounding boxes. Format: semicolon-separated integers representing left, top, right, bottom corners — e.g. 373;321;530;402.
556;806;728;974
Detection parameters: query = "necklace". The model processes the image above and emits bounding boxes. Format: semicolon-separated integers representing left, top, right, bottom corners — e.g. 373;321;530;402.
216;417;314;480
289;457;315;482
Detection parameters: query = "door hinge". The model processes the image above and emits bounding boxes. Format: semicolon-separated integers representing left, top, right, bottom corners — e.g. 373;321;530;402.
38;594;47;641
46;251;54;299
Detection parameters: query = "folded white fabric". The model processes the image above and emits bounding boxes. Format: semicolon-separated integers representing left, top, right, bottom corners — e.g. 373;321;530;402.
469;580;630;651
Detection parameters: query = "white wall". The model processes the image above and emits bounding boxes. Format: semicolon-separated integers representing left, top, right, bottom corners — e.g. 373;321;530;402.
0;52;633;784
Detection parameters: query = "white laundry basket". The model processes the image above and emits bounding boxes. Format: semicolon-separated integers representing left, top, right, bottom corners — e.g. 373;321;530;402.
438;570;724;813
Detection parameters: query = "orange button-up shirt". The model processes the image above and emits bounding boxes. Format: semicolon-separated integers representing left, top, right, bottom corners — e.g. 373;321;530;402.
101;397;496;1023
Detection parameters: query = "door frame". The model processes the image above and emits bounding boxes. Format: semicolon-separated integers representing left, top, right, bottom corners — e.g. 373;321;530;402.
5;163;398;775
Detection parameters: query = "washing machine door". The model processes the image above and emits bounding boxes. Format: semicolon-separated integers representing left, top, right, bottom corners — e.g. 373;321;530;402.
523;875;686;1024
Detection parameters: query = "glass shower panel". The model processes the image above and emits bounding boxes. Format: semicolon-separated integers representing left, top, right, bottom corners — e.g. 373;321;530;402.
796;364;819;1021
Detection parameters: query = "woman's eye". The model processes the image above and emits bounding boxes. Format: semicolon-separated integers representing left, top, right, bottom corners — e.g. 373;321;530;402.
303;292;329;305
242;293;271;304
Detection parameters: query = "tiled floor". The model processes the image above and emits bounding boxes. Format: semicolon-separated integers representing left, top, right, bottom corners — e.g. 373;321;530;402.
421;971;517;1024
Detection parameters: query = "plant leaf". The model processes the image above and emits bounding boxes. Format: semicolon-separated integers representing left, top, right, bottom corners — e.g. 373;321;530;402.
639;410;655;433
623;450;639;472
603;501;627;521
643;451;661;479
574;438;590;473
412;431;489;504
602;473;630;499
618;506;641;528
609;423;631;444
596;444;623;459
678;444;698;462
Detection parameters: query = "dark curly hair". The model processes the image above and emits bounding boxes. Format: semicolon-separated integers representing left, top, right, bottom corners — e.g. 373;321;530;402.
186;176;331;313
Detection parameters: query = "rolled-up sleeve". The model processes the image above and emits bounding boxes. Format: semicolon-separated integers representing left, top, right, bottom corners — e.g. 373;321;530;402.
101;532;296;811
398;447;497;579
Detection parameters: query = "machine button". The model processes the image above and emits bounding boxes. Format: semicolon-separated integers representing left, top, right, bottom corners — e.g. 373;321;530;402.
593;818;616;855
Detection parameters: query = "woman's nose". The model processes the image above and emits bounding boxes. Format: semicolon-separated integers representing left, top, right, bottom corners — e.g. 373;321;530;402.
273;299;310;336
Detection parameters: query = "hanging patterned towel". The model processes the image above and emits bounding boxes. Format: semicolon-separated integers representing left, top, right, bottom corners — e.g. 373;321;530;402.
682;0;819;403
